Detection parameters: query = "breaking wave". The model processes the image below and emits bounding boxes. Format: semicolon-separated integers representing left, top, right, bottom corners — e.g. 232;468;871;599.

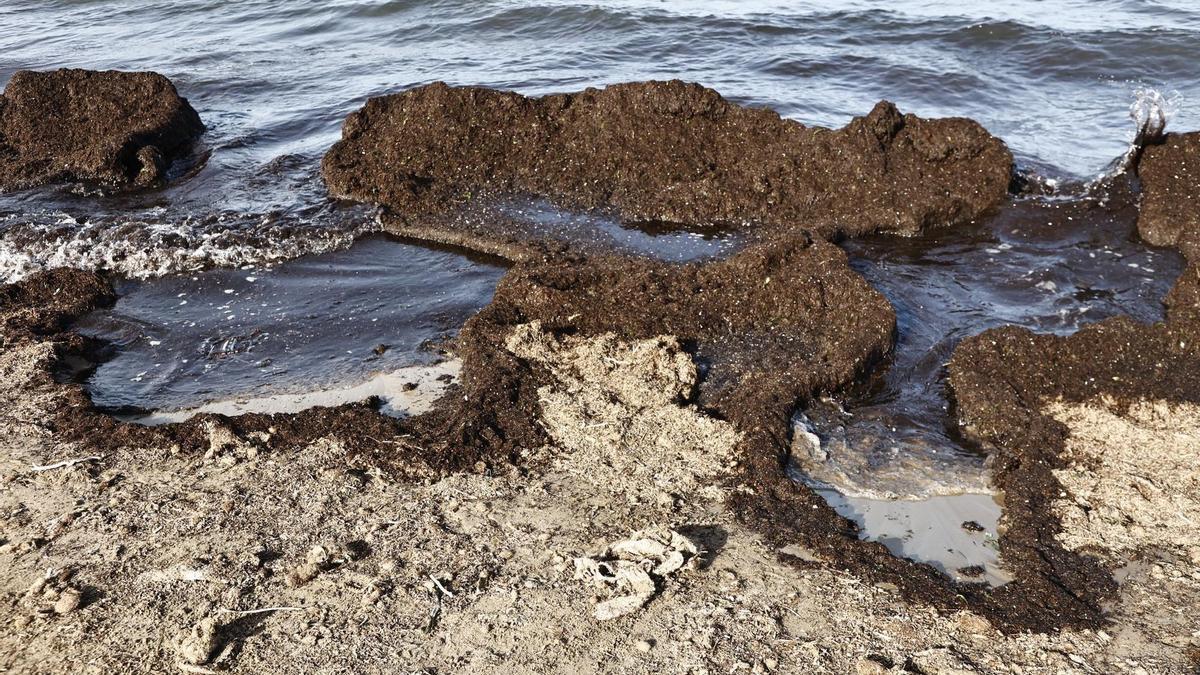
0;208;379;283
1114;86;1183;176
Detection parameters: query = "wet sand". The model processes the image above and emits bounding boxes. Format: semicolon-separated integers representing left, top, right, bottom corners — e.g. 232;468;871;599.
125;361;458;426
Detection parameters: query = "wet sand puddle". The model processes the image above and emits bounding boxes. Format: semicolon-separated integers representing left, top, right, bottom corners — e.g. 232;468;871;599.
502;198;744;262
72;235;505;424
68;198;741;426
792;185;1184;585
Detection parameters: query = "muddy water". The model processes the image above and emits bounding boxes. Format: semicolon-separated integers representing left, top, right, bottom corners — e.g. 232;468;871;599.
791;187;1185;583
74;236;505;422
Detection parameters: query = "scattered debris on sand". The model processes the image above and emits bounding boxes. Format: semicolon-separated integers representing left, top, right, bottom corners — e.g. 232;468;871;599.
2;76;1200;671
503;322;739;502
2;319;1196;673
174;616;221;666
1048;400;1200;558
0;69;203;191
575;526;700;620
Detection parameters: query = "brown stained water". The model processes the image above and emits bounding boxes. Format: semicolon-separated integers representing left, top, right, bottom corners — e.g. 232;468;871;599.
791;186;1185;584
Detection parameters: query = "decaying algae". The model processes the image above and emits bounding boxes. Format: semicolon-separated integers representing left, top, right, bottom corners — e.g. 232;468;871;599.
0;69;204;191
323;80;1013;258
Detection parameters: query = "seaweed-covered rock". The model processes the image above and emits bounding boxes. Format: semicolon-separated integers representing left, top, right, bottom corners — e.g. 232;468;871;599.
323;80;1012;241
0;267;116;337
0;69;204;191
1137;131;1200;261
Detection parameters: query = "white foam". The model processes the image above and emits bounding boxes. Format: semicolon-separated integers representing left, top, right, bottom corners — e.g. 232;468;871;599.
789;410;994;501
0;213;379;283
122;360;458;426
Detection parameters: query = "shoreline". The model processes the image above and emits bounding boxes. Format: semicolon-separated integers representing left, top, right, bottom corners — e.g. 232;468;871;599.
0;70;1198;672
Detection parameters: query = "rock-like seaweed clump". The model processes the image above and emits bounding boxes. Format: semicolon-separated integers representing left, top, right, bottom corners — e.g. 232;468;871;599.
0;69;203;191
322;80;1013;243
1137;131;1200;261
949;137;1200;447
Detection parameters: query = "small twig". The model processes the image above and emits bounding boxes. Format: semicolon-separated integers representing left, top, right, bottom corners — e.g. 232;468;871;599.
428;575;455;598
176;664;220;675
423;596;442;634
216;606;305;616
30;456;101;472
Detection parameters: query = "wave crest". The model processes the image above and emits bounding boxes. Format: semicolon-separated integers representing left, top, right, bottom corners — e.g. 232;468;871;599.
0;209;378;283
1118;86;1183;173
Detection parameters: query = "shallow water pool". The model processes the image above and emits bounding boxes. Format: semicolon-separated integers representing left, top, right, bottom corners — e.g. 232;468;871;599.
74;235;505;421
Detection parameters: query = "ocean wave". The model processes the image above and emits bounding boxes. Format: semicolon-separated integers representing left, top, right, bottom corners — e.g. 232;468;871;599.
0;210;379;283
1067;86;1185;191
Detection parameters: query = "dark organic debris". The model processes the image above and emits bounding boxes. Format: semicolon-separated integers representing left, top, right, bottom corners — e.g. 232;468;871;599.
0;267;116;338
0;69;204;191
323;80;1013;258
404;235;895;472
1137;131;1200;261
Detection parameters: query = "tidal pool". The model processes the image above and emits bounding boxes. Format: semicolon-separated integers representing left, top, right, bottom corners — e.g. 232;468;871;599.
73;235;505;423
793;185;1184;584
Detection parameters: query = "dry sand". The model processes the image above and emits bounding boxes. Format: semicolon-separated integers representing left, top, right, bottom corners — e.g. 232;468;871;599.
1049;399;1200;559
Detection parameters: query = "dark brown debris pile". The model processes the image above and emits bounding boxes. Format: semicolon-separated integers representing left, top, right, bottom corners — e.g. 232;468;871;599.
1137;131;1200;261
0;267;115;339
0;69;204;191
408;235;895;469
329;220;1145;632
322;80;1013;251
